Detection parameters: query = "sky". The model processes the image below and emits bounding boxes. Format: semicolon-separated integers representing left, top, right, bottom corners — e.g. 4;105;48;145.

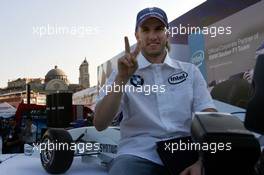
0;0;206;88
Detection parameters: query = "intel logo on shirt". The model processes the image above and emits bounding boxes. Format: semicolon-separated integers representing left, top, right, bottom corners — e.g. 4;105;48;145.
168;71;188;84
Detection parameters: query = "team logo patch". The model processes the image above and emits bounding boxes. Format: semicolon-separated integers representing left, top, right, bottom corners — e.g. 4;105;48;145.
168;71;188;84
130;75;144;87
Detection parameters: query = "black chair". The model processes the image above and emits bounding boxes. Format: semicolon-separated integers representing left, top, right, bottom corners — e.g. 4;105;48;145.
210;78;251;109
190;54;264;175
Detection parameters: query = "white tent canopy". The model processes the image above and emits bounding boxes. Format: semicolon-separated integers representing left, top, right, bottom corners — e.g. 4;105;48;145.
0;102;16;118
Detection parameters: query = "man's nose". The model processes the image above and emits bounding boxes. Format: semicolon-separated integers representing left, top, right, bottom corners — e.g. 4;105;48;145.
148;31;158;40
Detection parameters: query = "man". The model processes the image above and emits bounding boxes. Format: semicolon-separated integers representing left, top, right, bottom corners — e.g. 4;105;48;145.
2;118;22;153
94;7;216;175
21;116;37;145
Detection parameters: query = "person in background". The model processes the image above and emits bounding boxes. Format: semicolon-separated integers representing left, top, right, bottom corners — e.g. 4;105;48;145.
243;69;254;84
21;116;37;145
2;118;23;153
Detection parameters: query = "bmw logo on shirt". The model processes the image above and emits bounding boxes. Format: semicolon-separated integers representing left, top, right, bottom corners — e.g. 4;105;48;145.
130;75;144;87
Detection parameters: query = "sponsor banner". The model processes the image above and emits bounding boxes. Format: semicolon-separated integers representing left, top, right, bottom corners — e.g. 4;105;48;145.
188;33;207;81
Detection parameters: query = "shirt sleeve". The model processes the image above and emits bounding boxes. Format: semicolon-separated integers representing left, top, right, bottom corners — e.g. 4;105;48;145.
96;70;124;118
192;65;216;112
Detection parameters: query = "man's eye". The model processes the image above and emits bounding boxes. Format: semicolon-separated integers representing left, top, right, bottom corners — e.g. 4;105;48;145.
142;28;149;32
156;27;165;31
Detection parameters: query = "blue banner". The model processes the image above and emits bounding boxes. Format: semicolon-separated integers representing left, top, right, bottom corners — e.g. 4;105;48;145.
188;33;207;82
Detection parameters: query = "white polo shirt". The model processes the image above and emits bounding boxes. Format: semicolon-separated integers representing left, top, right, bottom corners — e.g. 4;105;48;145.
97;52;215;165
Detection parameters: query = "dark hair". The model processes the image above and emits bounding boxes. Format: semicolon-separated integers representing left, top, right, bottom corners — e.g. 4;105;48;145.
166;41;170;52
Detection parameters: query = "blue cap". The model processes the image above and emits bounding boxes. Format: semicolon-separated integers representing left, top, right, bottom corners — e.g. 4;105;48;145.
135;7;168;32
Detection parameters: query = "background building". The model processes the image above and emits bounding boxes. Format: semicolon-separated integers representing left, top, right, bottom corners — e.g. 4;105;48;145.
0;58;89;107
45;65;70;92
79;58;90;88
73;85;97;110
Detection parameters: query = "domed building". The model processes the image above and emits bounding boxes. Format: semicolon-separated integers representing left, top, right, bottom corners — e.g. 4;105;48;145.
0;59;89;106
45;65;69;84
44;65;70;92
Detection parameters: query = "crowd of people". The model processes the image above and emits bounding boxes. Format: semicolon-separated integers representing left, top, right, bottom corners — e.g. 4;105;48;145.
0;116;37;154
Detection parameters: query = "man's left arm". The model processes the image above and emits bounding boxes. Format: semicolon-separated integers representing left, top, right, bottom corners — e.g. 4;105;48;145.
192;65;217;112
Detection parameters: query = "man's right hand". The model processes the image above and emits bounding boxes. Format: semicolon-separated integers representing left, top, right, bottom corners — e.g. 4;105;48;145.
117;36;140;83
94;37;140;131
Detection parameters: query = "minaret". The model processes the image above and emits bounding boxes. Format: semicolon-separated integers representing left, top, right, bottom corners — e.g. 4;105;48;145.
79;57;90;88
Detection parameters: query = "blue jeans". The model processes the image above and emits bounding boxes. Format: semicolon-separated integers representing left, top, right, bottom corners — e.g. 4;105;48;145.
108;154;169;175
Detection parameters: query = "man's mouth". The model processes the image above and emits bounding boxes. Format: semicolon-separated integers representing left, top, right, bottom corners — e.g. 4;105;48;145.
148;43;160;47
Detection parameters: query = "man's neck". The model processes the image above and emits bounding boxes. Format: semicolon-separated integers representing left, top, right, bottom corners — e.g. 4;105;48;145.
143;50;167;64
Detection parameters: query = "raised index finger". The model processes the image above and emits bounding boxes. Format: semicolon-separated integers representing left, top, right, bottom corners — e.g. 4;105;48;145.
124;36;130;54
